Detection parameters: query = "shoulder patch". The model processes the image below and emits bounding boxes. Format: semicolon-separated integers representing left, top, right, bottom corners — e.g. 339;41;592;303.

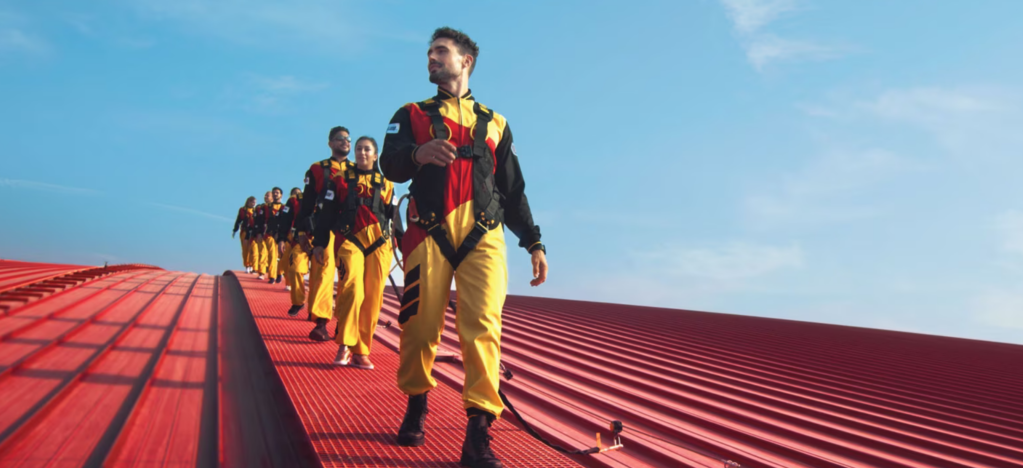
283;206;290;213
386;122;400;134
303;176;310;185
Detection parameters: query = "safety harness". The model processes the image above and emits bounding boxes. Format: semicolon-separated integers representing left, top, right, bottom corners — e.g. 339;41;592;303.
302;158;347;237
413;100;501;270
334;168;391;257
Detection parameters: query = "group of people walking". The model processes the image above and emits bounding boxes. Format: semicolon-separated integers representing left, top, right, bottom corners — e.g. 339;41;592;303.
231;27;548;468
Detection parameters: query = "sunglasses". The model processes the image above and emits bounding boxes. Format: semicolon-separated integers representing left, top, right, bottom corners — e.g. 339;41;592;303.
333;135;352;142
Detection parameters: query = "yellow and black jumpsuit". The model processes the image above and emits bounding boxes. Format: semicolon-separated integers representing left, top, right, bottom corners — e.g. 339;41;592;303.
295;157;352;320
277;194;306;306
380;88;543;417
233;206;255;269
313;167;395;356
251;203;268;275
264;201;284;280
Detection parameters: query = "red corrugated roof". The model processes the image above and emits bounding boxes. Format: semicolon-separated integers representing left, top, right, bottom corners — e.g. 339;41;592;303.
0;260;1020;467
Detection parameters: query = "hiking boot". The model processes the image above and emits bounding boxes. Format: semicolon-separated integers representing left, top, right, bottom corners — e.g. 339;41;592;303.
267;277;276;284
308;318;331;342
396;392;429;447
276;275;284;283
460;412;502;468
287;304;303;317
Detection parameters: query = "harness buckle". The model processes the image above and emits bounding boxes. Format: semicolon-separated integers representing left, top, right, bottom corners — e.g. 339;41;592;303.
457;145;474;158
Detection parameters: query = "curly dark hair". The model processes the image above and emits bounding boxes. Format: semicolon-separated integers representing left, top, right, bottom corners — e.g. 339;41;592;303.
431;27;479;76
328;126;349;141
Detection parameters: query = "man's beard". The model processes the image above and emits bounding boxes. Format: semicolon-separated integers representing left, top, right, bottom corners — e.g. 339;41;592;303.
332;147;350;157
429;67;457;84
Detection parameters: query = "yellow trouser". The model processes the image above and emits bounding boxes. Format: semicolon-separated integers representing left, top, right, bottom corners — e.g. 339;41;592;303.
255;237;268;274
264;236;279;278
397;208;508;417
240;232;252;268
246;234;259;271
278;242;289;278
308;232;336;321
334;232;394;356
286;243;309;306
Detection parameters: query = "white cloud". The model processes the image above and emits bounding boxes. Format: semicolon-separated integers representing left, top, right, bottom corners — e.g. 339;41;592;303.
642;242;802;278
0;178;99;195
745;149;915;227
719;0;799;34
994;211;1023;256
150;202;232;223
972;290;1023;330
637;242;804;280
745;35;845;72
857;86;1023;160
717;0;844;71
227;73;329;113
861;87;1007;125
0;10;46;55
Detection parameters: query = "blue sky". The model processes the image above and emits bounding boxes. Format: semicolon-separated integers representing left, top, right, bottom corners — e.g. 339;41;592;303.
2;1;1022;344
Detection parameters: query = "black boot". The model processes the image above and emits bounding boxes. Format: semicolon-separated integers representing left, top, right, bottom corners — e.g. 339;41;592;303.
396;392;429;447
460;410;502;468
276;274;284;283
308;318;331;341
287;304;303;317
267;276;276;284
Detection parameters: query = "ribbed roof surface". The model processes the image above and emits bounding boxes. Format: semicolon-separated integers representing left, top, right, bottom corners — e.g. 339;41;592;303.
0;259;1020;467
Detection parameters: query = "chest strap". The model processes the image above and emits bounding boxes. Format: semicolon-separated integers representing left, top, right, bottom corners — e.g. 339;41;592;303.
336;170;390;257
416;100;499;270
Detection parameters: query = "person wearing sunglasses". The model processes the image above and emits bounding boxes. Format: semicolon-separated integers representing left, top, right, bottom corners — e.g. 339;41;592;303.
296;126;353;341
312;136;394;370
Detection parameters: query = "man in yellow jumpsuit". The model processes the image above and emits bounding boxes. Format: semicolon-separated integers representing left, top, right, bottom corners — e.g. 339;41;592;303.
277;188;307;315
380;27;548;468
296;126;352;340
252;191;272;280
263;187;285;284
312;136;394;370
232;196;256;273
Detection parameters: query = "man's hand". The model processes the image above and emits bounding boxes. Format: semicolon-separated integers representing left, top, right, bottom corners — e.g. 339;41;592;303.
313;246;325;264
255;234;263;242
530;250;548;287
297;233;313;253
278;241;286;256
232;231;236;238
414;139;458;167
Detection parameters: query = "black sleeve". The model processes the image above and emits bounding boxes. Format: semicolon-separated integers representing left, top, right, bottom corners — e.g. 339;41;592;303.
232;209;244;233
380;106;419;183
494;124;542;251
295;167;317;235
311;197;339;249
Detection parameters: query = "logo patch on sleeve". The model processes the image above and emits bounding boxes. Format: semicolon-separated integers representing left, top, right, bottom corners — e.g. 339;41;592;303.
386;123;400;134
303;176;310;185
511;143;518;156
283;206;290;213
325;190;335;201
